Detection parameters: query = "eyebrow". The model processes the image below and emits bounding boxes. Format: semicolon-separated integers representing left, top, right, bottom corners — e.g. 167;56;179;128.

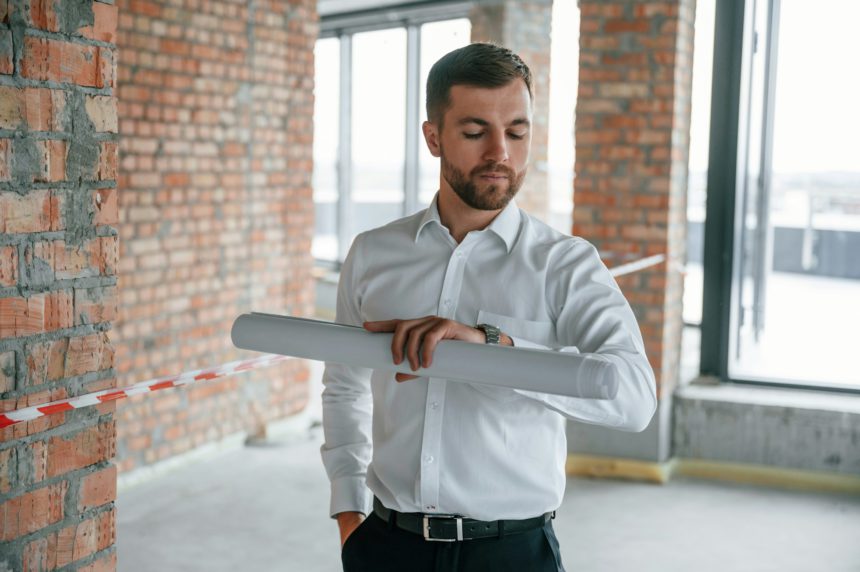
457;117;531;128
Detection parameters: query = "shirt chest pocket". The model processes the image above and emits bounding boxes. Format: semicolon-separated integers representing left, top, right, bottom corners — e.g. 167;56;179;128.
476;309;556;348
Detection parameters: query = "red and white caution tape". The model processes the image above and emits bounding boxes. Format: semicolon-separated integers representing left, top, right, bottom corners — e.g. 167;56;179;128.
0;353;289;429
0;253;671;431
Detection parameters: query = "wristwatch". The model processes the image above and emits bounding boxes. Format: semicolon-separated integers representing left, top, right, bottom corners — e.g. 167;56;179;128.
476;323;501;345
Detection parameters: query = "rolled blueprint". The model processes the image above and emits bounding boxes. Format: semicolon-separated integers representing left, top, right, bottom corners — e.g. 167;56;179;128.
231;313;619;400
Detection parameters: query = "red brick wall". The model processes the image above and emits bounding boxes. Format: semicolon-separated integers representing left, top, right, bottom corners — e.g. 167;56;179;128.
113;0;317;473
1;0;119;569
574;0;695;398
470;0;553;221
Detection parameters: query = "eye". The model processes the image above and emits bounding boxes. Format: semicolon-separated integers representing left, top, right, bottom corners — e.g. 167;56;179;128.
463;132;484;139
508;132;526;140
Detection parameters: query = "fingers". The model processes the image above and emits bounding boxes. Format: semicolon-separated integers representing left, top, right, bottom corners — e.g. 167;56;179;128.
390;316;434;365
405;320;440;371
365;316;467;382
421;325;449;368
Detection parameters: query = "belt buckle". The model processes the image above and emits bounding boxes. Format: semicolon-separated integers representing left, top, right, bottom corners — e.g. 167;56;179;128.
422;514;463;542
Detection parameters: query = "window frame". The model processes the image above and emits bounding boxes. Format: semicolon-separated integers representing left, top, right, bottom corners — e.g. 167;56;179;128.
316;2;473;265
700;0;860;395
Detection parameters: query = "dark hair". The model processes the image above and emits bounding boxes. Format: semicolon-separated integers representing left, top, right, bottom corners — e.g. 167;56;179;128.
425;42;533;126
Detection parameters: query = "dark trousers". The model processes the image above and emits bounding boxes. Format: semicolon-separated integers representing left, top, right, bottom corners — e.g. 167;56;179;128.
341;512;566;572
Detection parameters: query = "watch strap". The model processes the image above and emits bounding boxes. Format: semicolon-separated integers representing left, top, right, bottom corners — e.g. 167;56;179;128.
476;323;501;345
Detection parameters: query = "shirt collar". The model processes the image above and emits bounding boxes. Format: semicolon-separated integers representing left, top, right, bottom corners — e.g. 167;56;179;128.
414;193;521;253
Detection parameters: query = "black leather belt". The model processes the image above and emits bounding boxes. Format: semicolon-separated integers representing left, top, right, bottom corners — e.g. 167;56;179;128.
372;497;553;542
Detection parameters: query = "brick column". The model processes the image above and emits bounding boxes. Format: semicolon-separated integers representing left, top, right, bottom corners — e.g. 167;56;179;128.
1;0;119;569
470;0;553;221
574;0;694;401
114;0;317;473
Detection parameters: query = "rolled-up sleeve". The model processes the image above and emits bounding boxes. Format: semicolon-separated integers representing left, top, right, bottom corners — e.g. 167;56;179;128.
320;235;375;517
512;241;658;433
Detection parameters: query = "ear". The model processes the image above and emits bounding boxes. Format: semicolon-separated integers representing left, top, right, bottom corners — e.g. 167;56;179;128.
422;121;441;158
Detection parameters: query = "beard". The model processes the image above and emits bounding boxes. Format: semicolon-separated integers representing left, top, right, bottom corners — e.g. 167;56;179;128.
440;152;526;211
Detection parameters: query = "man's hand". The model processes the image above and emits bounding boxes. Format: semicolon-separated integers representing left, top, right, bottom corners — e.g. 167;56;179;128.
336;511;366;548
363;316;512;382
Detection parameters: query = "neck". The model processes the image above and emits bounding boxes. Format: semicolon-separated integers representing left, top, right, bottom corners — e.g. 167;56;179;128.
436;186;504;243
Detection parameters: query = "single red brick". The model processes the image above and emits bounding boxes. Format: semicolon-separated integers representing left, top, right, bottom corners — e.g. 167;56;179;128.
92;188;117;226
28;0;60;31
96;46;114;89
74;286;117;326
81;1;117;43
98;141;117;181
61;333;113;378
96;507;115;551
53;240;97;280
0;446;14;493
0;139;11;181
45;289;73;331
0;481;67;541
0;87;24;129
78;464;116;511
0;246;16;287
0;189;53;233
23;534;57;571
0;296;44;337
46;421;116;478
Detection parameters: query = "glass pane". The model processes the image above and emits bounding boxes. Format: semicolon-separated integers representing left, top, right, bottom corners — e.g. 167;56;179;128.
547;0;579;236
730;0;860;388
418;19;471;207
684;0;716;325
312;37;340;261
352;29;407;238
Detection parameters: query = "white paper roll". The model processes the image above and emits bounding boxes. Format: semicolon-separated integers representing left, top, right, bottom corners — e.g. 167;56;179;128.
231;313;619;400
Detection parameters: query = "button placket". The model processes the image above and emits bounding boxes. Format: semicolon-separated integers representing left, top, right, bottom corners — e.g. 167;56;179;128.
419;246;467;512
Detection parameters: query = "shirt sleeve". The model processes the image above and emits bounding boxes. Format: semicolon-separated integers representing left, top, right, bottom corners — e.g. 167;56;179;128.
510;241;658;433
319;235;375;518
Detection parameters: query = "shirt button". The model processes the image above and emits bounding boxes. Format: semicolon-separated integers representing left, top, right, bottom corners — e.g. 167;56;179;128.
423;455;434;464
443;299;451;306
430;402;439;410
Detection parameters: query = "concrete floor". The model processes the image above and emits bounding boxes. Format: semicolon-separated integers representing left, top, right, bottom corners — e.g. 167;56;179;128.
117;427;860;572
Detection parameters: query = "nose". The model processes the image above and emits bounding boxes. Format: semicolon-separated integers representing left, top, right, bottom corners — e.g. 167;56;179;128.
482;130;509;164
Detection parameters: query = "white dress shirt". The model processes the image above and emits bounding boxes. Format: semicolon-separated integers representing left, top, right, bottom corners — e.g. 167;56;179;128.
320;196;657;521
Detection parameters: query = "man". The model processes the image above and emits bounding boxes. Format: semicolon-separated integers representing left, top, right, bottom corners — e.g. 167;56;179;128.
321;43;657;571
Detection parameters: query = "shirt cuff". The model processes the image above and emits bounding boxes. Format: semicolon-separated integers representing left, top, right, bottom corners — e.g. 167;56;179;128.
329;476;373;519
508;335;548;350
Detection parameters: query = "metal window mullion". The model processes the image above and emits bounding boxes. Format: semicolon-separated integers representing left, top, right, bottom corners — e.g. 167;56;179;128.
404;24;421;217
700;0;747;378
320;1;472;37
751;0;781;337
337;34;353;262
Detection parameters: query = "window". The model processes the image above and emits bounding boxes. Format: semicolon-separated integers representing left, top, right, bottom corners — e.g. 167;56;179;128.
702;0;860;391
312;8;471;264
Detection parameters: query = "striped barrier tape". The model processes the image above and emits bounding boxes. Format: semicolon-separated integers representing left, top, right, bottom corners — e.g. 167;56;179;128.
0;253;669;430
0;353;289;429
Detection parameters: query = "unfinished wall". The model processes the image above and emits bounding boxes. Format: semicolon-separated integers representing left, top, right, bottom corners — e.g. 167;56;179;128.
566;0;694;465
0;0;119;569
470;0;553;222
573;0;693;399
113;0;317;474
